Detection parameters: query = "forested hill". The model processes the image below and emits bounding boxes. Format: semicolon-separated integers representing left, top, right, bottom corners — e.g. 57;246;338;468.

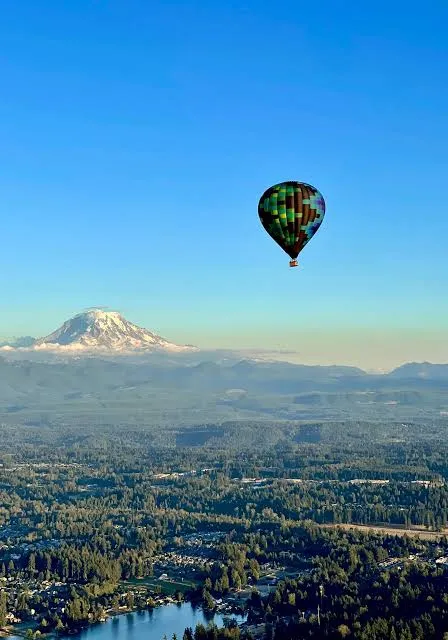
0;356;447;427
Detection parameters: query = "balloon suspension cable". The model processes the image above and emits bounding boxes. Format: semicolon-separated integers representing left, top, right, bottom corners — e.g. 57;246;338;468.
289;259;298;268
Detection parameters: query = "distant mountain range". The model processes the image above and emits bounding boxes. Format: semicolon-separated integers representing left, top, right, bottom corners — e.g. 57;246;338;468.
1;308;448;427
0;310;446;380
0;349;447;428
0;309;197;354
388;362;448;379
0;336;35;348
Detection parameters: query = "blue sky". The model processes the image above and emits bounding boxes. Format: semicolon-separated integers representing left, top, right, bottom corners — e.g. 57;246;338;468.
1;1;447;367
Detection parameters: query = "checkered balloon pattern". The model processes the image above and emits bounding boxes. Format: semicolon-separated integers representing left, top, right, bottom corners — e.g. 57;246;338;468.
258;181;326;260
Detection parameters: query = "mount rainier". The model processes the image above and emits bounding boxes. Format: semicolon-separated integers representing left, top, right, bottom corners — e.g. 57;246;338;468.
3;309;197;354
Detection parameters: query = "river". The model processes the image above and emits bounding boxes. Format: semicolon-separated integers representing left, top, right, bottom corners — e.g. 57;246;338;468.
27;604;246;640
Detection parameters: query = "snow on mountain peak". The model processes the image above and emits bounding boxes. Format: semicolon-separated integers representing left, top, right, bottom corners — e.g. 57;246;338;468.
32;309;197;353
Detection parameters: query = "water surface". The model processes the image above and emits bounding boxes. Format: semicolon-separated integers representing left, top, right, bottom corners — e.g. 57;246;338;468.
58;604;245;640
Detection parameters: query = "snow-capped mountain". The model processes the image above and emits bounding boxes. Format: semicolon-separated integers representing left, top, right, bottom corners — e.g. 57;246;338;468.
32;309;197;353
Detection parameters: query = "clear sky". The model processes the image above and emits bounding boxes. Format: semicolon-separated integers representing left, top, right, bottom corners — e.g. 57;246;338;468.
1;1;447;369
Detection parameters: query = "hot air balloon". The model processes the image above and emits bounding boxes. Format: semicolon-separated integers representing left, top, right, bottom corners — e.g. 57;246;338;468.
258;181;326;267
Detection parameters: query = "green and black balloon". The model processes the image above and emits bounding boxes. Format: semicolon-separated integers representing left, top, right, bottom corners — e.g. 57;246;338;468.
258;181;326;264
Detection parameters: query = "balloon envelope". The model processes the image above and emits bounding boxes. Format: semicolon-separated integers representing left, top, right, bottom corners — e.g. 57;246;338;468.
258;181;325;260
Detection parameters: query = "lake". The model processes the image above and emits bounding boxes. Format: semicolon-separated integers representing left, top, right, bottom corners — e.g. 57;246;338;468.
53;604;245;640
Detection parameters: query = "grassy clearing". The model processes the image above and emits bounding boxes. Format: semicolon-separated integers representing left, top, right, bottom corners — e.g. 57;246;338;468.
322;523;448;540
122;577;198;595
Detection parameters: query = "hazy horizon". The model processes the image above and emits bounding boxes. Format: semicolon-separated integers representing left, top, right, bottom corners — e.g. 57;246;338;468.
0;307;446;371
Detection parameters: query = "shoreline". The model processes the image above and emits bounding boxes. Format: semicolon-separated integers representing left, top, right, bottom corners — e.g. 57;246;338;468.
4;595;246;639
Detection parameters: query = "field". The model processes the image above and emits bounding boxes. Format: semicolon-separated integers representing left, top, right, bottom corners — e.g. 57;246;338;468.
122;577;198;595
322;523;448;540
